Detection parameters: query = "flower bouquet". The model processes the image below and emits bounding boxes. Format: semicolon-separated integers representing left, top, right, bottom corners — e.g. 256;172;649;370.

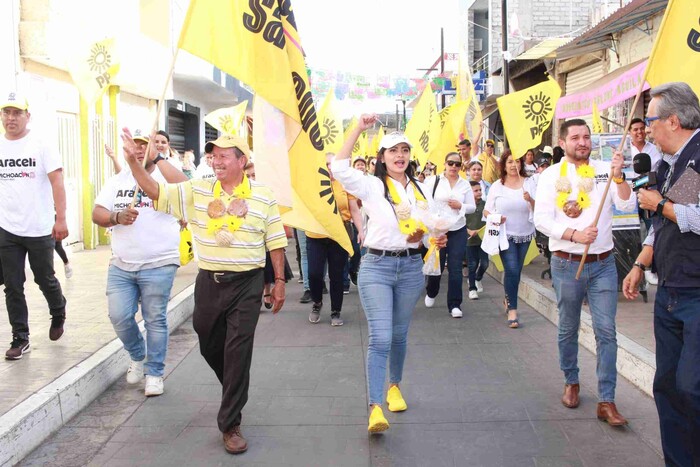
415;204;461;276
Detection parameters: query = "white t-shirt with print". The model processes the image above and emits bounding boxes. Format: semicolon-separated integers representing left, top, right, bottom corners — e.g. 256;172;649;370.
95;167;179;266
0;131;63;237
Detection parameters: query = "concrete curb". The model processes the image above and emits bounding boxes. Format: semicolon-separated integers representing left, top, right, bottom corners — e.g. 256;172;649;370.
487;265;655;397
0;284;195;467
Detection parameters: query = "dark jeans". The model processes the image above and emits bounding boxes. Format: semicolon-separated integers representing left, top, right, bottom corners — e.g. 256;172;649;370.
653;286;700;466
0;227;66;340
426;226;467;311
343;224;361;289
55;241;68;264
499;239;529;310
467;244;489;291
192;268;263;433
307;236;349;311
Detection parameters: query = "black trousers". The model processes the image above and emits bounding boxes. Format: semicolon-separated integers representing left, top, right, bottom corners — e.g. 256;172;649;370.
54;241;68;264
307;236;348;311
0;227;66;339
192;268;263;433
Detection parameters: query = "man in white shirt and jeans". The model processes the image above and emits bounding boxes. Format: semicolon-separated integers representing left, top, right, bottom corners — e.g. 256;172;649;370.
92;130;187;396
0;92;68;360
534;119;634;426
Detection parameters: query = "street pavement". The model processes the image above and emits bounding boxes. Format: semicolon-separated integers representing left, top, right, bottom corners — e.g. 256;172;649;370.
0;246;198;417
19;265;663;467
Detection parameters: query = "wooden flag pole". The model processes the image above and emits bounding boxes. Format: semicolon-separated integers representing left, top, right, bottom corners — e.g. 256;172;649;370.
574;77;648;279
130;47;181;207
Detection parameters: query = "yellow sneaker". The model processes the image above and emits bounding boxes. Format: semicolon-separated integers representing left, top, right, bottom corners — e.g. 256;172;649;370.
368;405;390;433
386;385;408;412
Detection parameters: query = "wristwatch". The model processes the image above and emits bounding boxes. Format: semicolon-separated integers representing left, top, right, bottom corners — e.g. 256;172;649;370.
633;261;647;272
153;154;165;164
656;198;668;217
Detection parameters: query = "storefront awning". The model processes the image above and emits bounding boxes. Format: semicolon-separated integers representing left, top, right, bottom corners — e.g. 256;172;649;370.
556;59;649;119
515;38;570;61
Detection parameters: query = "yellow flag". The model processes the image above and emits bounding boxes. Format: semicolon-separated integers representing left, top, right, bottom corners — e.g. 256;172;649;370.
428;99;470;173
205;101;248;135
405;86;441;167
368;126;385;157
463;75;483;143
178;0;351;253
353;131;368;157
645;0;700;95
67;37;120;104
496;76;561;160
317;87;344;153
592;102;604;134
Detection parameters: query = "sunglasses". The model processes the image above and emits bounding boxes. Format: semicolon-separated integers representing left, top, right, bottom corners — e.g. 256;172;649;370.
644;116;661;126
486;143;494;148
445;160;461;167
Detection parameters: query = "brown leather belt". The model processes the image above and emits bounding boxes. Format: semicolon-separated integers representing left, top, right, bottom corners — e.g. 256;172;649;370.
552;250;612;263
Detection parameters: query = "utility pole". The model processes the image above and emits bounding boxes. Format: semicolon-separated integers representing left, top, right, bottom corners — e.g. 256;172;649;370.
440;27;446;109
501;0;509;148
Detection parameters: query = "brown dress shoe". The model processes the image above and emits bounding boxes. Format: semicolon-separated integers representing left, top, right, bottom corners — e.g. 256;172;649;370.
223;426;248;454
597;402;628;426
561;383;580;408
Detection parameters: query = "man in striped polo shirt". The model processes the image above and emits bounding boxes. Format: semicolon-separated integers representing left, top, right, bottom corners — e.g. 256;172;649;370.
122;131;288;455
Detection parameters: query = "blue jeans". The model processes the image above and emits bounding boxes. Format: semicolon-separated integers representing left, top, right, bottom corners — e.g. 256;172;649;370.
106;264;178;377
426;226;467;311
467;244;489;291
498;239;529;310
653;286;700;466
551;254;618;402
297;230;310;291
358;252;424;406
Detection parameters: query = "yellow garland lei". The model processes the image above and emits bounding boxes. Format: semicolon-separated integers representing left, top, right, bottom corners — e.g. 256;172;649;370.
555;163;594;211
385;176;427;234
206;175;252;234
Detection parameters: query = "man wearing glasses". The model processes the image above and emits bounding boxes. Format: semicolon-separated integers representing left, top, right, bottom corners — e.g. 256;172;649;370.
477;139;499;184
623;82;700;467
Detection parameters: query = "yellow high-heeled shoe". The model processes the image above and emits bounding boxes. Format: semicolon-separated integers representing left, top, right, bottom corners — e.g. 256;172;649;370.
386;385;408;412
368;405;390;433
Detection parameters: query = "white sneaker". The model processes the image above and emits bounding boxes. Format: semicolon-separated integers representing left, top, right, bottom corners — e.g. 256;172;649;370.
126;359;144;384
450;308;463;318
144;375;164;396
644;270;658;285
64;263;73;279
424;295;435;308
469;290;479;300
475;280;483;293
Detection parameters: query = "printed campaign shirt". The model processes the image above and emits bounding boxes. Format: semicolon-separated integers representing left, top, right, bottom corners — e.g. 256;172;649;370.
0;132;62;237
95;167;179;266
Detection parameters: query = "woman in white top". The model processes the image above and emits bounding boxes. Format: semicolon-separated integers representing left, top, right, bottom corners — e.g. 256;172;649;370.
424;152;476;318
523;149;538;177
331;114;445;434
483;150;536;328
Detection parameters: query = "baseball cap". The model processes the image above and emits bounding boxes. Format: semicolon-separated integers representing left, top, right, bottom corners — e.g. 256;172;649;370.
536;156;551;167
542;145;553;155
485;139;495;146
132;129;149;142
0;92;29;111
204;134;251;158
379;131;412;150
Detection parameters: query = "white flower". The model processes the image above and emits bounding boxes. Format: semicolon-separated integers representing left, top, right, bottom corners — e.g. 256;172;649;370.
394;201;412;220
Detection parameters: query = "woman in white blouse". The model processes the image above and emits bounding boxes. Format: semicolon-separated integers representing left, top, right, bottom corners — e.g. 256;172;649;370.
467;160;491;199
424;152;476;318
331;115;445;434
483;150;536;328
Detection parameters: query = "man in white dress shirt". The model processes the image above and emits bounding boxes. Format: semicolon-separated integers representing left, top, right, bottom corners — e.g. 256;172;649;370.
534;119;634;426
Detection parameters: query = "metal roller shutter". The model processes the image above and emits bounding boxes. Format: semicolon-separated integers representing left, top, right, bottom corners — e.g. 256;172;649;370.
167;110;186;153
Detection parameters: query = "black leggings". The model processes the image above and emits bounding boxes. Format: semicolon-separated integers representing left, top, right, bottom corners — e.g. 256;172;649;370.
55;241;68;264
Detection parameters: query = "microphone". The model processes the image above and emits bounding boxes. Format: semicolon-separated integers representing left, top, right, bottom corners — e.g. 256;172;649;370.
631;153;657;191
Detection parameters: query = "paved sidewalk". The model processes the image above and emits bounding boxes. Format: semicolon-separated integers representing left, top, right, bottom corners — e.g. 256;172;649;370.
0;246;198;417
20;271;663;466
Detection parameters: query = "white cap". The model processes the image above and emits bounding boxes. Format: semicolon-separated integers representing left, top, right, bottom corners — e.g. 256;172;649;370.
542;145;553;155
379;131;412;150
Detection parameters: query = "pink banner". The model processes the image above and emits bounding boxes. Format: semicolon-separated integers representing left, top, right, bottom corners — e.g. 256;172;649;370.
556;60;650;119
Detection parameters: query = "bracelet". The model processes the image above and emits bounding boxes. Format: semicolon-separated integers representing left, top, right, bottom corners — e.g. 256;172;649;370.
115;211;120;225
612;175;624;184
569;229;577;242
274;277;286;283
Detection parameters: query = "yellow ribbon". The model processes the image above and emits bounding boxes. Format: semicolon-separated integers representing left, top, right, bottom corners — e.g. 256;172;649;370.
385;176;426;235
423;237;441;270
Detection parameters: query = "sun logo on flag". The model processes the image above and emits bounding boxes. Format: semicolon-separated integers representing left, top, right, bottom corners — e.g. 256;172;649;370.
320;117;338;146
219;115;235;134
87;44;112;73
317;167;338;214
522;91;553;125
